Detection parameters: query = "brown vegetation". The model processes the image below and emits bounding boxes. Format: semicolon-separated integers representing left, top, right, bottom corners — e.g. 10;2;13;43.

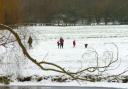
0;0;22;24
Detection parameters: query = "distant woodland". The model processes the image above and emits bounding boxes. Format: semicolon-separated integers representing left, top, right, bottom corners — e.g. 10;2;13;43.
0;0;128;25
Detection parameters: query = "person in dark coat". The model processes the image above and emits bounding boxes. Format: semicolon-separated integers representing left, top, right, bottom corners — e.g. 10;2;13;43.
28;36;33;49
57;40;60;48
73;40;76;48
60;37;64;49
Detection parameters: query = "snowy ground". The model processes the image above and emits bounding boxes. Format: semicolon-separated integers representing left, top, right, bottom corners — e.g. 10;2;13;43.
1;25;128;88
23;25;128;76
8;80;128;89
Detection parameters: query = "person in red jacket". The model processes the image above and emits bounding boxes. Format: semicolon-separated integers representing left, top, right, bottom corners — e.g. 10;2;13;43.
73;40;76;48
60;37;64;49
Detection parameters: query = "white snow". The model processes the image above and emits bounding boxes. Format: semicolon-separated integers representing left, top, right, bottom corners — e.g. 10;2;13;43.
23;25;128;76
1;25;128;88
9;81;128;88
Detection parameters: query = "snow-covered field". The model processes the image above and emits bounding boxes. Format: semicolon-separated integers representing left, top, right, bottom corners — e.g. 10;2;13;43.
24;25;128;76
1;25;128;88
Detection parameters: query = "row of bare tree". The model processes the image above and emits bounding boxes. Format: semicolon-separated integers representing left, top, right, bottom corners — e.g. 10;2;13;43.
1;0;128;24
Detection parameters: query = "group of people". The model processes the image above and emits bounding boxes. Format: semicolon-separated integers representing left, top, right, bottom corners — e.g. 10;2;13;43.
57;37;88;49
28;36;88;49
57;37;64;48
57;37;76;49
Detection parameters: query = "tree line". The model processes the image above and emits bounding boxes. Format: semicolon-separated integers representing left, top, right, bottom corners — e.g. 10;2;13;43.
1;0;128;25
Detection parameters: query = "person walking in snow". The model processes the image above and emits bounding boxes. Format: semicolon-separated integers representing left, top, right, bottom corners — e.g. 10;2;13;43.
28;36;33;49
60;37;64;49
73;40;76;48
